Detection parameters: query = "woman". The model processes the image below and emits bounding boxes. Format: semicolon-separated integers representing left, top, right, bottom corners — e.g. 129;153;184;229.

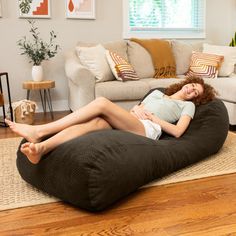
6;77;216;164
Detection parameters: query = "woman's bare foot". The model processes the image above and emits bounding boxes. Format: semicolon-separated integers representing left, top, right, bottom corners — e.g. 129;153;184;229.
20;142;44;164
5;119;41;143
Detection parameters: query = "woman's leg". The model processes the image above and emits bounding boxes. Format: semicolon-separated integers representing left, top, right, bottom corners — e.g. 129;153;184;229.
21;117;112;164
5;110;87;143
6;97;145;143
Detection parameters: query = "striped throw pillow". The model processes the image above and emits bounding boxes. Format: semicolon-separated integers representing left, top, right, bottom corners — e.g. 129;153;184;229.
186;52;224;78
106;50;139;81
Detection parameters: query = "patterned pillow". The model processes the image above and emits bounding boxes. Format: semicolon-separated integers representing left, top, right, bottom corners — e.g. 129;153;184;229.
186;52;224;78
106;50;139;81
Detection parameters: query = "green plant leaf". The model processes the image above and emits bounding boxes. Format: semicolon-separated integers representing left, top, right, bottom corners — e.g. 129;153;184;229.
17;20;61;65
229;32;236;47
19;0;32;14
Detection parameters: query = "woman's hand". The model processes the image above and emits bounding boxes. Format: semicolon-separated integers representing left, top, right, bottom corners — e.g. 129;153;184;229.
145;112;156;122
131;105;192;138
130;104;151;120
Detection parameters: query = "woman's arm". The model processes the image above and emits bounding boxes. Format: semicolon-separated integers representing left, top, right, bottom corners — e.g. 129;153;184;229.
130;104;192;138
130;104;150;120
148;114;192;138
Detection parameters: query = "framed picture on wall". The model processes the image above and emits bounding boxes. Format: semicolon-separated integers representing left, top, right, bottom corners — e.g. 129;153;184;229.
66;0;96;19
18;0;51;18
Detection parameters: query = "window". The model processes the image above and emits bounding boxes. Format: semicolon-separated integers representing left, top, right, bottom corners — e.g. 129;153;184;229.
123;0;205;39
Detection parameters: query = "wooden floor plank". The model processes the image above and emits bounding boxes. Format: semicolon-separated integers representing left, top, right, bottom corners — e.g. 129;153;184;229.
0;111;236;235
0;174;236;235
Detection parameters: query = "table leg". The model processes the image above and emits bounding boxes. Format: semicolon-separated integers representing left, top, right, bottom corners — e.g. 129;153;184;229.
43;89;54;119
5;73;13;122
47;89;54;119
26;90;30;100
39;90;46;113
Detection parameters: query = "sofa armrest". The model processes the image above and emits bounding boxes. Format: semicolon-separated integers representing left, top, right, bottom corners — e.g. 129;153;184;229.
65;50;96;110
65;50;95;86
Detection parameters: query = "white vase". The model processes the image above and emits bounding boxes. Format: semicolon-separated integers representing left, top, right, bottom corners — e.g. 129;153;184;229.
32;65;43;82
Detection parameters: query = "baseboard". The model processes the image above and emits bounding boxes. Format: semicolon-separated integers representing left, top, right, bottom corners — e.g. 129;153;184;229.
0;99;70;117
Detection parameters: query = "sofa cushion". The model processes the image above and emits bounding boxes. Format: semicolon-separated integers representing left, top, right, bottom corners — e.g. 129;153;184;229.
145;77;185;90
131;38;176;78
76;44;114;82
105;50;139;81
103;41;128;61
95;78;187;101
204;77;236;102
171;40;203;75
203;43;236;77
186;52;224;78
76;41;128;61
95;80;150;101
127;41;155;79
75;41;129;82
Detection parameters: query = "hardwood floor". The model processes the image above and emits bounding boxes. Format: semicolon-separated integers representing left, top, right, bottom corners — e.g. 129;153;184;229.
1;111;236;236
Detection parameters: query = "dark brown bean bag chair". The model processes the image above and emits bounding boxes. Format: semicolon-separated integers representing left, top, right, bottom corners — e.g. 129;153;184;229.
16;89;229;211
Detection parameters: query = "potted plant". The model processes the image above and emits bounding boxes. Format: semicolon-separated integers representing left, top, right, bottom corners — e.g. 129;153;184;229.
17;20;60;81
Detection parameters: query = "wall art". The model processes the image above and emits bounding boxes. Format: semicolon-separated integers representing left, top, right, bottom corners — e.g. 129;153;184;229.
18;0;51;18
66;0;95;19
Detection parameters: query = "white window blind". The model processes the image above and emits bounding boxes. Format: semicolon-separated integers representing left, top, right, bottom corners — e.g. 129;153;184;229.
123;0;205;39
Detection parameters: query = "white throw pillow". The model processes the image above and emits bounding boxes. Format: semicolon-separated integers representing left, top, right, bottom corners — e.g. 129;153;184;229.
203;43;236;77
105;50;139;81
76;44;114;82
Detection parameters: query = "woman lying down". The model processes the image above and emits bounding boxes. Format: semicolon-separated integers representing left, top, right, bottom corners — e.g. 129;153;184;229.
6;77;216;164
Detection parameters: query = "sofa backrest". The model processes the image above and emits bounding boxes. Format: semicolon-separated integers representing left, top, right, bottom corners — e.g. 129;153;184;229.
127;41;155;78
171;41;203;75
76;40;129;61
103;41;128;61
127;40;203;78
75;40;204;80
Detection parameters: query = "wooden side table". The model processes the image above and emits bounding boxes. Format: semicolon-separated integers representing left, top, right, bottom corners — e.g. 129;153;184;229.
23;80;55;119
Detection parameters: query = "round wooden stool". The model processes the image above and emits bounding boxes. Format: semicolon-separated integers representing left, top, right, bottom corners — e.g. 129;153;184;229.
23;80;55;119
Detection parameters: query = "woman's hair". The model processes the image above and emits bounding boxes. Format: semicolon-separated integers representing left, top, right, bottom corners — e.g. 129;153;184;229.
164;77;217;106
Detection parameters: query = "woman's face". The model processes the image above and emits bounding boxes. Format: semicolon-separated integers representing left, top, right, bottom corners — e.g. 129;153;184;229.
181;83;204;100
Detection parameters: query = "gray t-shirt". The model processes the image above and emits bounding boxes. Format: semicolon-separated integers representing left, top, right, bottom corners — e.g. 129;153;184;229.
142;90;195;123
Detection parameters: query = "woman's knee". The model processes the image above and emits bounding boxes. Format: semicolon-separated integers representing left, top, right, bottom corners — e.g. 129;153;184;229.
89;117;111;130
94;97;111;110
74;97;110;113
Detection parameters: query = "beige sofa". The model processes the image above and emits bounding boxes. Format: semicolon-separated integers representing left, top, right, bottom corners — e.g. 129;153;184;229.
65;40;236;125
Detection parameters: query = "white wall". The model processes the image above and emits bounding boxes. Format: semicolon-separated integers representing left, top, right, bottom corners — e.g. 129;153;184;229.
206;0;236;45
0;0;122;111
0;0;235;112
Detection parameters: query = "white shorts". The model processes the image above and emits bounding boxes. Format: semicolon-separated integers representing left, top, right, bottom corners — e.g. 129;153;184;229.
139;119;162;140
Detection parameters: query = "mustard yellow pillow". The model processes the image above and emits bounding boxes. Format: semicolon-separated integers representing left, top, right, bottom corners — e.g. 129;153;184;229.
186;52;224;78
